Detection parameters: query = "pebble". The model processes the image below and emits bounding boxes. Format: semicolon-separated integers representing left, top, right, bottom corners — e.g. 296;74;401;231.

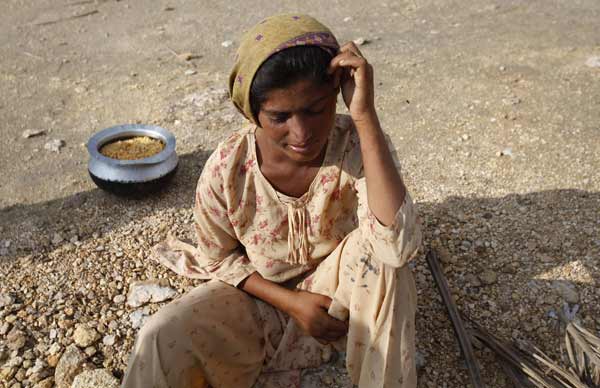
497;147;513;157
54;345;87;388
479;270;498;285
34;377;54;388
129;306;151;329
127;280;177;307
0;293;15;307
552;281;579;304
353;37;368;46
73;324;100;347
102;335;116;346
221;40;233;48
44;139;65;153
7;328;27;351
71;369;120;388
22;129;46;139
585;55;600;68
112;294;126;304
343;16;352;22
184;69;197;76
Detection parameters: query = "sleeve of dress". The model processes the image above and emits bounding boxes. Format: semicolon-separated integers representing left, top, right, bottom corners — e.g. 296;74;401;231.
352;134;422;268
151;163;257;287
191;172;258;287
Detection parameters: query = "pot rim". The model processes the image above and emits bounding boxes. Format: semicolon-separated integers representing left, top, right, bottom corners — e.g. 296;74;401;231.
87;124;176;166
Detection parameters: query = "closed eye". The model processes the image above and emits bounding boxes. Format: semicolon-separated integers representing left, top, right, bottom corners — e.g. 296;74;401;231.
270;113;289;123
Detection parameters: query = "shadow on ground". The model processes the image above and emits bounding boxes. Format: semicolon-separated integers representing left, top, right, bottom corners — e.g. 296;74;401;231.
1;148;598;386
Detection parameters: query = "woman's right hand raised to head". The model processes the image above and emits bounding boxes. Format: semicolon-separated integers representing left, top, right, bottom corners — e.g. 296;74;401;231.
288;290;348;344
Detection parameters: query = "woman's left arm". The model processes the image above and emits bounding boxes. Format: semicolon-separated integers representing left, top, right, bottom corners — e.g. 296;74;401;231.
329;42;406;226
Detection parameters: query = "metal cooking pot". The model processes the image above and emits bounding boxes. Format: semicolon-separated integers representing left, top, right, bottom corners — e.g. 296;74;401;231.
87;124;178;197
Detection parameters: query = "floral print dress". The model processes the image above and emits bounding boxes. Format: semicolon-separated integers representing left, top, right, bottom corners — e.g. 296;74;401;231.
121;114;422;388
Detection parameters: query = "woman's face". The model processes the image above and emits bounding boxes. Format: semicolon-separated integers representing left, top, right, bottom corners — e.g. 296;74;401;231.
257;78;338;165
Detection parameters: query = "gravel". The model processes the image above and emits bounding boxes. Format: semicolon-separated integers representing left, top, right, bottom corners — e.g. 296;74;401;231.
1;1;599;387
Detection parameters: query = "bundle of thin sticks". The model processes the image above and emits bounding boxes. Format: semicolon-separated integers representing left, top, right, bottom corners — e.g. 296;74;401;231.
426;249;600;388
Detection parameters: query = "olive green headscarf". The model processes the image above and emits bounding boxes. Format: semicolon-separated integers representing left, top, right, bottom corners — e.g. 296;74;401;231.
228;14;340;124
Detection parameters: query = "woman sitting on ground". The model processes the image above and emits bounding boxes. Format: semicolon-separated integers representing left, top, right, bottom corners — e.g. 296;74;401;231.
121;13;422;388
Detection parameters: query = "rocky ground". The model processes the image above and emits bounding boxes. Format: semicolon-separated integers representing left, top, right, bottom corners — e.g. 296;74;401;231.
1;0;599;387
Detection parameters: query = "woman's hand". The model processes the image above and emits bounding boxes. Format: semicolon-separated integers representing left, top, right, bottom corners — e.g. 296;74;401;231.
328;42;376;123
289;290;348;344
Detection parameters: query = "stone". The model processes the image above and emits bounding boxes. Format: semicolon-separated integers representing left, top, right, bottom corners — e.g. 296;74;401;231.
22;129;46;138
51;233;64;245
0;321;11;335
552;281;579;304
54;345;87;388
47;353;60;368
479;270;498;285
44;139;65;153
73;325;100;348
0;293;15;307
34;377;54;388
353;37;368;46
500;148;513;157
71;369;119;388
0;365;18;381
112;294;126;304
7;328;27;351
102;335;116;346
127;280;177;308
221;40;233;48
129;307;151;329
585;56;600;68
184;69;197;76
84;346;97;357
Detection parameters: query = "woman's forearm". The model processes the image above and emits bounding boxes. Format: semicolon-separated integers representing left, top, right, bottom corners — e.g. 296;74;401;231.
354;111;406;226
238;272;297;314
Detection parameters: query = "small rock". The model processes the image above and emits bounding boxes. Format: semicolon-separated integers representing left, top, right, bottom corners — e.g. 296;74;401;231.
7;328;27;351
0;365;17;381
129;307;151;329
47;353;60;368
0;321;11;335
102;335;116;346
415;350;426;370
176;52;196;61
479;270;498;285
22;129;46;139
221;40;233;48
353;37;368;46
499;148;513;157
44;139;65;153
73;325;100;348
112;295;126;304
552;281;579;304
0;293;15;307
184;69;197;76
54;345;87;388
127;280;177;308
71;369;119;388
465;274;481;287
84;346;97;357
585;56;600;68
52;233;64;245
163;6;175;11
461;134;470;141
34;377;54;388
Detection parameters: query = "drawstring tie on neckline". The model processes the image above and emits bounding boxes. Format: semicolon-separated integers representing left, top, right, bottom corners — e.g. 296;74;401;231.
287;204;310;264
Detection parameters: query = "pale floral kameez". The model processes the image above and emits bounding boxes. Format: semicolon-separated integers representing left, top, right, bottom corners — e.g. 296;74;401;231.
121;114;422;388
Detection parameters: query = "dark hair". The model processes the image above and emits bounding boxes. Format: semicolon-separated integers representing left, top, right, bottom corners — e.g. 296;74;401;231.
250;45;335;122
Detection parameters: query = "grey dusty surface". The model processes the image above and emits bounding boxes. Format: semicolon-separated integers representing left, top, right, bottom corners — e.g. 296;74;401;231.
1;0;599;387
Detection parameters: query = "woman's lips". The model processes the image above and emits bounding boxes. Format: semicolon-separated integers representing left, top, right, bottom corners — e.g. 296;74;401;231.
288;142;313;154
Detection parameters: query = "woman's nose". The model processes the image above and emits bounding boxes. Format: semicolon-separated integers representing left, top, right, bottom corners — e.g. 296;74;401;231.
288;115;313;143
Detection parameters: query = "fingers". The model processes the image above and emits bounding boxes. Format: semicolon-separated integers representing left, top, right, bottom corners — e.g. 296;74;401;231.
316;294;332;309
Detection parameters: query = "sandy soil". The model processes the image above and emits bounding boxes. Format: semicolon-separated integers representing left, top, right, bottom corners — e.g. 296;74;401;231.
1;0;599;387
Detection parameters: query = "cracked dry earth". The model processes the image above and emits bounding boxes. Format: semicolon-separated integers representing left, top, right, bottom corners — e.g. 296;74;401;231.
1;0;599;387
